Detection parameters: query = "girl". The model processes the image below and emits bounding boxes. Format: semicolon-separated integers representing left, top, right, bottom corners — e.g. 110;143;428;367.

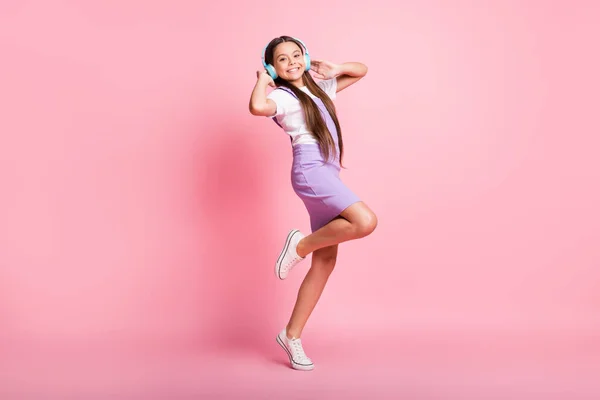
249;36;377;371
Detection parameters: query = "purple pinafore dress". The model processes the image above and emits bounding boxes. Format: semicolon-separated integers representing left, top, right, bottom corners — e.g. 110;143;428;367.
272;86;361;232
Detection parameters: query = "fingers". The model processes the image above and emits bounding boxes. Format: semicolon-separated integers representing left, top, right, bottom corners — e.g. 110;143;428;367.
257;70;274;85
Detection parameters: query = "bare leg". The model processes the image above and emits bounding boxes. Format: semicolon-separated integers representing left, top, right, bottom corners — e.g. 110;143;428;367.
296;201;377;258
286;244;339;339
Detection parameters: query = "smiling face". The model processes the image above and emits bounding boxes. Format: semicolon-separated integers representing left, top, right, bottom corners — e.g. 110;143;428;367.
272;41;305;86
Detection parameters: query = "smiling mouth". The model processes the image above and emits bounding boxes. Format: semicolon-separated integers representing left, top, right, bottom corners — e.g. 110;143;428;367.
287;67;300;73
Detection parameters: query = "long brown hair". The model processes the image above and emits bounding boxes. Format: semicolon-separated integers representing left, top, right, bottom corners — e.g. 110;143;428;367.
264;36;344;166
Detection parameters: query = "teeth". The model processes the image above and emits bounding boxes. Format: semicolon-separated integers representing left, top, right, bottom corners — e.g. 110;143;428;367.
288;68;298;72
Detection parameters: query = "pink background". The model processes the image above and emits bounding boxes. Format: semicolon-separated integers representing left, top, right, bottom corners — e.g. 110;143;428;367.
1;1;599;399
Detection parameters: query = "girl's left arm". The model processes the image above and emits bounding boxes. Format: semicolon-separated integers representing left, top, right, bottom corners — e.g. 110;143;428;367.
334;62;368;92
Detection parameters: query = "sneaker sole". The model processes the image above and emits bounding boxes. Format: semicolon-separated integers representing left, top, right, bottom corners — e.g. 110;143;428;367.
275;229;300;280
276;334;314;371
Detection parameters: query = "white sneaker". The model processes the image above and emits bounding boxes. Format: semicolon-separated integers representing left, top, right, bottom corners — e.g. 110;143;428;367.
276;328;314;371
275;229;305;280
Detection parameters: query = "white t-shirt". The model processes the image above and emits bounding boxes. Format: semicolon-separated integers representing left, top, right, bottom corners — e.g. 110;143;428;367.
266;78;337;146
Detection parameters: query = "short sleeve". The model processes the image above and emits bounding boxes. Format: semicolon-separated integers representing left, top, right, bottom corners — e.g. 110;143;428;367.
317;78;337;100
266;88;291;118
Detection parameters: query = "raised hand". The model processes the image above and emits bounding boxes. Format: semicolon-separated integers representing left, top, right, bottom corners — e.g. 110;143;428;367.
309;59;342;80
257;70;275;87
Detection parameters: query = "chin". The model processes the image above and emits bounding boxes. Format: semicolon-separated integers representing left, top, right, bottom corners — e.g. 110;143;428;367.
289;73;305;81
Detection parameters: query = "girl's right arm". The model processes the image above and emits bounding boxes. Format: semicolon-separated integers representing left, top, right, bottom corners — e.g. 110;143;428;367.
249;70;277;117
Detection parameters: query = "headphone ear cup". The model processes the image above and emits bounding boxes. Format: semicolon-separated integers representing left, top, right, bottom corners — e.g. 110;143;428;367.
265;64;278;80
304;54;311;71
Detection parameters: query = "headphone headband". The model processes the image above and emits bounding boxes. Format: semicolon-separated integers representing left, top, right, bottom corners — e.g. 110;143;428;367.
262;37;309;63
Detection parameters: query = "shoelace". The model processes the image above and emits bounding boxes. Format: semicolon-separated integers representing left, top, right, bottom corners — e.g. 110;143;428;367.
290;339;311;362
283;256;300;272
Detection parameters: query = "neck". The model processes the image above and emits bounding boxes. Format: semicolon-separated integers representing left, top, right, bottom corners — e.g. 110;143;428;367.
289;76;304;88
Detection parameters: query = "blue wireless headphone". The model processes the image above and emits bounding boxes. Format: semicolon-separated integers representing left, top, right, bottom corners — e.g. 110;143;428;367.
261;37;311;80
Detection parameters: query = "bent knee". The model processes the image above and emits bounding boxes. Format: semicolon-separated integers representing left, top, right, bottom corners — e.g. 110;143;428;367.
355;212;378;238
